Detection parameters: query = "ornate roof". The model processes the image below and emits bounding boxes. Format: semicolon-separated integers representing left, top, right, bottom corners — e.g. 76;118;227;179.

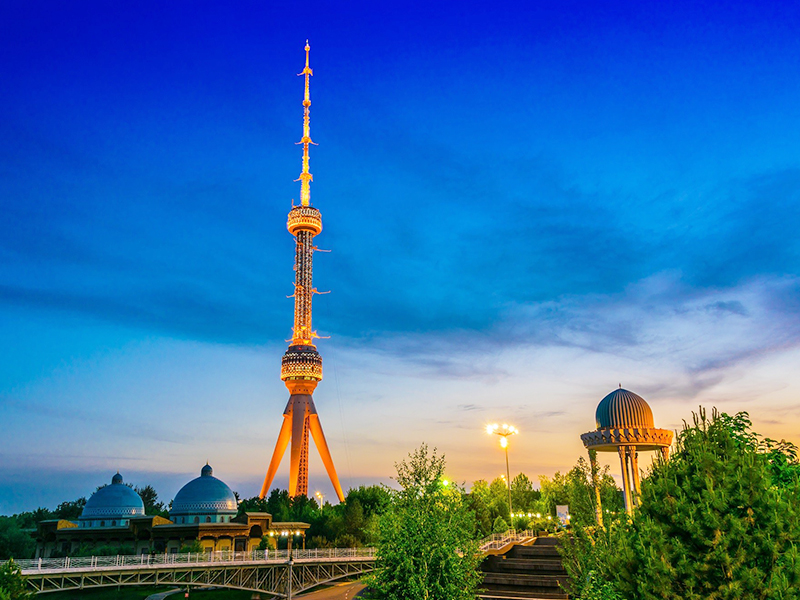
170;464;238;517
80;473;145;520
595;388;654;429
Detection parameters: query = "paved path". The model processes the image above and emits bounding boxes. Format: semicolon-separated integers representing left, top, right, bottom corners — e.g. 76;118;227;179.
296;581;366;600
144;588;182;600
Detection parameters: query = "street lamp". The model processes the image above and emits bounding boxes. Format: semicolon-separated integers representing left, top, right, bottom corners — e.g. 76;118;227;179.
314;490;324;508
486;423;518;519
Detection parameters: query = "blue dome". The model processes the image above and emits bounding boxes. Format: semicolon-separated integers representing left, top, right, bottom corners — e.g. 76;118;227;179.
170;465;237;517
80;473;145;520
596;388;654;429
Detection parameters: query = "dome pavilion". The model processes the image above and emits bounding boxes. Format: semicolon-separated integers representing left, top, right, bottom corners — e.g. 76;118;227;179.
79;473;145;528
581;388;673;518
170;464;238;525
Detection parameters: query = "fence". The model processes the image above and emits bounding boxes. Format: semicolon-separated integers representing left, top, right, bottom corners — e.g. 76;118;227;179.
14;546;377;573
479;529;538;551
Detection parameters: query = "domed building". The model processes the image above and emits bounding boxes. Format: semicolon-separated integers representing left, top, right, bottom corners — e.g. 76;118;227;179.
35;466;309;558
170;464;237;525
581;387;673;518
79;473;145;528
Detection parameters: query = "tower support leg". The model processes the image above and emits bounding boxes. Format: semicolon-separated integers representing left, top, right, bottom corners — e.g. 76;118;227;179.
260;415;293;498
309;415;345;502
289;397;310;497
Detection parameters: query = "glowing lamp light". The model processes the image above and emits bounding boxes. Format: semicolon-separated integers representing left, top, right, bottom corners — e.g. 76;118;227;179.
442;479;450;487
499;437;508;449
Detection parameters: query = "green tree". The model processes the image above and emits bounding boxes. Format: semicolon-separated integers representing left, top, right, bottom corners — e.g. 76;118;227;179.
53;498;85;521
0;560;33;600
237;495;269;516
0;520;34;561
10;509;54;531
134;485;167;517
540;458;621;527
289;494;319;523
265;489;292;522
366;444;483;600
345;485;391;518
487;477;510;522
562;409;800;600
492;516;509;533
464;484;492;537
510;474;541;513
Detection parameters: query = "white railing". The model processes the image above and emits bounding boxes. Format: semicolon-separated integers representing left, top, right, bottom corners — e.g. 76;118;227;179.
13;547;377;573
479;529;538;551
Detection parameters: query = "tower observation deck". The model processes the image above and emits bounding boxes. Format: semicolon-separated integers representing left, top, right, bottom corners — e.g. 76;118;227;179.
260;42;345;503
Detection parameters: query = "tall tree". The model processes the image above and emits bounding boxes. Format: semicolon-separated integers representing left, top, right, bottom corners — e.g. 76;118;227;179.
510;473;541;513
53;498;85;521
134;485;167;517
0;520;34;561
265;489;292;522
562;409;800;600
366;444;483;600
540;458;621;526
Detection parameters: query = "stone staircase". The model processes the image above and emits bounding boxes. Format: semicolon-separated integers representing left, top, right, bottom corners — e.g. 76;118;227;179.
479;537;569;600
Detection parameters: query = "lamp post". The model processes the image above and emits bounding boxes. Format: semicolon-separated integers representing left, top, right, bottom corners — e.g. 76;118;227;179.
486;423;518;520
315;490;324;509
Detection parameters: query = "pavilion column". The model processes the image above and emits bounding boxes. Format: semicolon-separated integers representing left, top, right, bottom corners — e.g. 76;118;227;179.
588;450;603;527
618;446;633;515
629;447;642;506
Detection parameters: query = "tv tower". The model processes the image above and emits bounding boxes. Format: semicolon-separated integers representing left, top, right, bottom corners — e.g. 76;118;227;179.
259;42;345;503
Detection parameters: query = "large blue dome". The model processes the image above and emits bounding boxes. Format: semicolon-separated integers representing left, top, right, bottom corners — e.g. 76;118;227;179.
170;465;237;517
80;473;145;520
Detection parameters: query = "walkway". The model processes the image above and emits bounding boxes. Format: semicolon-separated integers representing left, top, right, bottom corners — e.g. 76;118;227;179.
144;589;182;600
296;581;366;599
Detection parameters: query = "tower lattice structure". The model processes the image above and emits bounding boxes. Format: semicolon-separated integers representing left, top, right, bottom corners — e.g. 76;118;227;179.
260;42;345;503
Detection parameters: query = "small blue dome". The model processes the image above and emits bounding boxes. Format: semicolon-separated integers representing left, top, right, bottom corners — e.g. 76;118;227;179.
80;473;145;520
170;465;237;517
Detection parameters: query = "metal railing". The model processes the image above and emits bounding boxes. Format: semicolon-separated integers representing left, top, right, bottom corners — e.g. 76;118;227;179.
479;529;538;551
14;547;377;573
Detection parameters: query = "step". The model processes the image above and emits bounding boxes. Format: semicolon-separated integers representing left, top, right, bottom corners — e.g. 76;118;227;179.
479;592;568;600
510;546;561;559
482;573;568;589
483;558;566;576
532;537;560;546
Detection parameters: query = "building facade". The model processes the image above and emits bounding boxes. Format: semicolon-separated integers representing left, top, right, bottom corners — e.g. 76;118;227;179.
35;468;308;558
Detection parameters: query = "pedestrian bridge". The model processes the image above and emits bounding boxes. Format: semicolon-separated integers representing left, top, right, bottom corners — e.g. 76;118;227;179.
16;548;376;598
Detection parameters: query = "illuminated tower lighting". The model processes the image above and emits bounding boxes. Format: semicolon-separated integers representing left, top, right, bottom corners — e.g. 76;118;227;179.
260;42;345;503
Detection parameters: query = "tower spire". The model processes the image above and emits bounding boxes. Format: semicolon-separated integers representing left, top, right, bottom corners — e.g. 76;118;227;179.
297;40;313;207
261;42;345;504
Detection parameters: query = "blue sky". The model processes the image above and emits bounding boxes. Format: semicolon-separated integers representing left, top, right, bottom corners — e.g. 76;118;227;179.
1;0;800;513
